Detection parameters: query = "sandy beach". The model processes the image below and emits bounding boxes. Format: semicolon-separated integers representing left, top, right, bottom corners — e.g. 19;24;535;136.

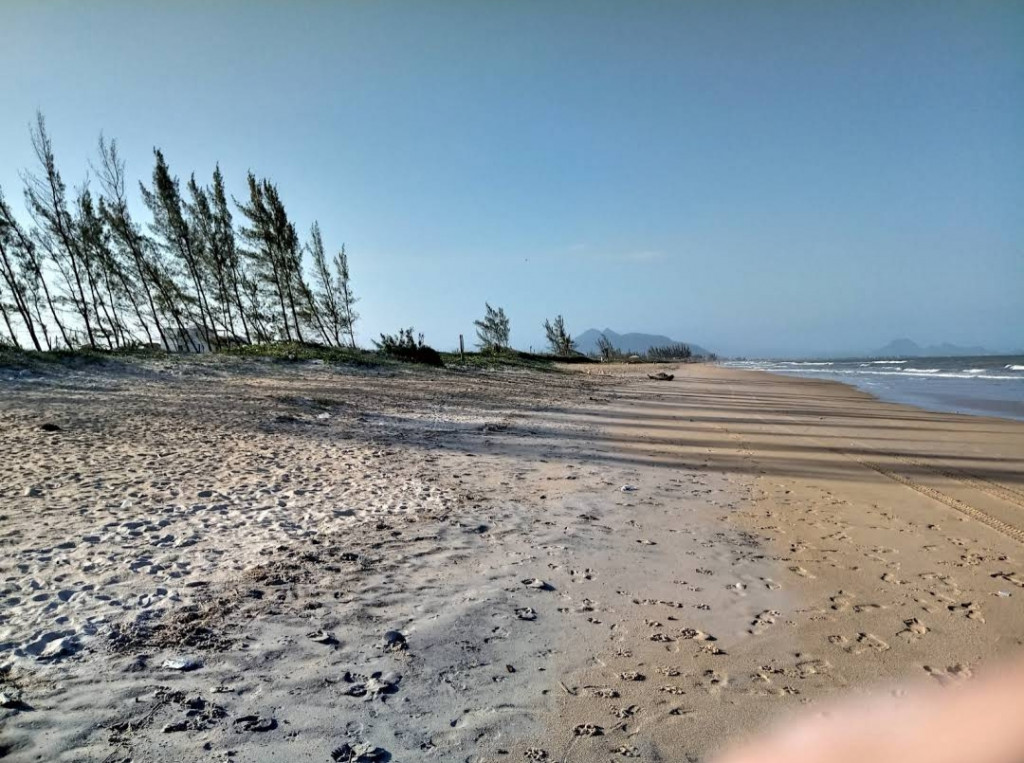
2;358;1023;762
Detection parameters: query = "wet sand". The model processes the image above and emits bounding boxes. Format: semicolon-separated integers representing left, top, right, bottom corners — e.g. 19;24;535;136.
1;358;1022;761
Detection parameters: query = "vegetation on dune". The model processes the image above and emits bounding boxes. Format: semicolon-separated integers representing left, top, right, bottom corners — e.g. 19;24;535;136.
224;341;377;366
473;302;510;353
0;112;357;355
372;328;444;367
0;113;712;371
543;314;576;357
646;342;695;360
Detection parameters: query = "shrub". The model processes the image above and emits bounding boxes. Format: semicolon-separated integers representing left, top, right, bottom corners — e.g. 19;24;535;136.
373;328;443;366
646;342;692;360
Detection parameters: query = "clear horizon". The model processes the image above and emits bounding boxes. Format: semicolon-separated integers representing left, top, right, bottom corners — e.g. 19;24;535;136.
2;1;1021;357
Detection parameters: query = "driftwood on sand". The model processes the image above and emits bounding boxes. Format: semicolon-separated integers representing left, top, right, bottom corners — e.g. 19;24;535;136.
647;372;674;381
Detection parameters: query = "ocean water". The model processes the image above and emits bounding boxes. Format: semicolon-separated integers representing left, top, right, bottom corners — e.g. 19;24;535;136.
725;355;1024;422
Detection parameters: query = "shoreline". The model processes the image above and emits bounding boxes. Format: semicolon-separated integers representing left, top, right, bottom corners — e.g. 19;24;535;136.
724;361;1024;424
2;359;1023;761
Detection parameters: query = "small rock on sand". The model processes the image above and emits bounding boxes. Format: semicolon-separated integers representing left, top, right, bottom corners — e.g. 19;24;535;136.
307;629;339;645
162;656;203;671
233;715;276;732
331;742;389;762
381;630;407;652
521;578;554;591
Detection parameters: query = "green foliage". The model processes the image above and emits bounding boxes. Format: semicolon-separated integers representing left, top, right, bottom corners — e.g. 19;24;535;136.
645;342;692;360
224;340;377;365
372;328;443;366
543;314;576;356
473;302;511;351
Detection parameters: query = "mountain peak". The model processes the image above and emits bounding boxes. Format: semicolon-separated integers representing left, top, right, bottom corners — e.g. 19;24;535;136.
874;338;992;357
575;328;710;357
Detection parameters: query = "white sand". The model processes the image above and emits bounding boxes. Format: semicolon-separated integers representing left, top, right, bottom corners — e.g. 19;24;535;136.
2;358;1023;761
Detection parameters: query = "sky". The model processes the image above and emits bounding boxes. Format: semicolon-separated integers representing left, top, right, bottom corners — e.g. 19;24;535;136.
1;1;1022;357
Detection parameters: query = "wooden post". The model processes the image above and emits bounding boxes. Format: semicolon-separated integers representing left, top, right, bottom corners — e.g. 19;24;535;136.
459;334;465;362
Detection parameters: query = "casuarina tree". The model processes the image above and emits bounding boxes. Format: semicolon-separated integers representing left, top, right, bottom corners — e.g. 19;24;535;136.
473;302;510;351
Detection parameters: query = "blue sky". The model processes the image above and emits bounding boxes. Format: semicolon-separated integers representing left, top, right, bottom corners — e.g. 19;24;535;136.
2;1;1021;357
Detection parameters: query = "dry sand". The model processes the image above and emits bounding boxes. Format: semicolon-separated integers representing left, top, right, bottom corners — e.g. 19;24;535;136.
1;357;1022;762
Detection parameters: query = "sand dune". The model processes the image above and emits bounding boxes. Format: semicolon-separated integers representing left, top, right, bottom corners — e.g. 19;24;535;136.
1;358;1022;761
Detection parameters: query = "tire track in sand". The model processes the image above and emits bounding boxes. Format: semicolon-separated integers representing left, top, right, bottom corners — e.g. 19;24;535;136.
715;381;1024;547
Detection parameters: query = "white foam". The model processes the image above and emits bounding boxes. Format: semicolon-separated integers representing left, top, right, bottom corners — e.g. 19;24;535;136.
1006;365;1024;371
870;360;906;364
903;368;940;374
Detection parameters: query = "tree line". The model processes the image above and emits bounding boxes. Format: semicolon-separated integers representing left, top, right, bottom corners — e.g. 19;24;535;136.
0;112;357;353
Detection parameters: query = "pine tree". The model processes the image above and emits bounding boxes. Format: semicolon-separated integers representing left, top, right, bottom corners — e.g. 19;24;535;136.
187;174;236;339
335;245;358;348
140;149;217;348
95;135;166;346
23;112;97;348
473;303;510;351
210;165;251;343
308;222;344;346
543;314;575;356
236;173;291;340
0;186;45;350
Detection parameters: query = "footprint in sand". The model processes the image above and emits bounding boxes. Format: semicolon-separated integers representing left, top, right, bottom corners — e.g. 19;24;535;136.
829;591;853;611
789;566;815;578
749;609;781;635
612;746;641;758
612;704;640;719
846;633;890;654
923;663;973;685
897;618;929;641
795;658;830;678
701;669;729;691
678;627;715;642
948;602;984;622
853;603;883;613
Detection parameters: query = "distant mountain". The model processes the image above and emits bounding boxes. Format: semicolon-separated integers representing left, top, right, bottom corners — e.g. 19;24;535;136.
874;338;993;358
575;328;711;357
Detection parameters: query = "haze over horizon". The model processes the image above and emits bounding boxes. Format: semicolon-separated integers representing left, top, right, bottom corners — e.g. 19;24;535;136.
2;1;1021;357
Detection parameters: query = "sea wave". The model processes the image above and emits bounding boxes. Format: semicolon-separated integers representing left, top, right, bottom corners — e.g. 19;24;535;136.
766;367;1023;381
870;360;906;364
1006;365;1024;371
